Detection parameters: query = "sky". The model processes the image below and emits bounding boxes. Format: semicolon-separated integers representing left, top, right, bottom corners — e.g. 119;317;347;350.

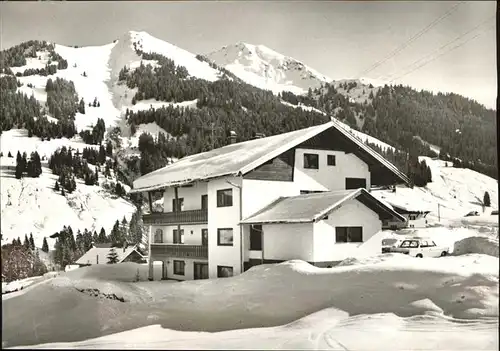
0;1;497;108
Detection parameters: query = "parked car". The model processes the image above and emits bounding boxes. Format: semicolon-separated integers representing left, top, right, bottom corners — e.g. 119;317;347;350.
464;211;480;217
389;237;449;258
491;210;498;216
381;237;403;253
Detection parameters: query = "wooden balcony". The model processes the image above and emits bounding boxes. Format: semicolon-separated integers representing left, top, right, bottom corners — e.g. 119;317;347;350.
150;244;208;259
143;209;208;225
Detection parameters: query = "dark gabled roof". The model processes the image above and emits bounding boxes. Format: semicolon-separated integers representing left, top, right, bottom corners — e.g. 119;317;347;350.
240;188;407;224
131;119;411;193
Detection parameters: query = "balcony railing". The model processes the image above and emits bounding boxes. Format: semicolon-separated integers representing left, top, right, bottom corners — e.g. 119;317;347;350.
143;209;208;225
150;244;208;259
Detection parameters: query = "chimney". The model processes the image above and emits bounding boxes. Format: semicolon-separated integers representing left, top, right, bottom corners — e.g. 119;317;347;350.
229;131;237;144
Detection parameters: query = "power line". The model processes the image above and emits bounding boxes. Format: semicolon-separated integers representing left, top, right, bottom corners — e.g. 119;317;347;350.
388;21;494;83
356;1;465;78
381;15;495;82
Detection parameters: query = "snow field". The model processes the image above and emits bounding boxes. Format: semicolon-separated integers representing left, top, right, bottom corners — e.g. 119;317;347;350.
0;155;136;250
3;254;498;349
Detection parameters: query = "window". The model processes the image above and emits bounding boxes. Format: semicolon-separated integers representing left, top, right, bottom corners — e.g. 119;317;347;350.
217;265;233;278
303;153;319;169
217;228;233;246
327;154;336;166
172;198;184;212
173;229;185;244
335;227;363;243
154;229;163;243
217;189;233;207
202;229;208;246
345;178;367;190
173;260;185;275
409;214;417;220
250;225;262;251
201;194;208;210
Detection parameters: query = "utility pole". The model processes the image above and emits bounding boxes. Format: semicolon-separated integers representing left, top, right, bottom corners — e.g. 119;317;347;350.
438;203;441;222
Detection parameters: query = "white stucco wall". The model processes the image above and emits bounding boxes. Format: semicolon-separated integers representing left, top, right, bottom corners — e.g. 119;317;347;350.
294;148;371;191
163;181;208;212
262;223;314;261
313;198;382;262
207;176;243;278
241;179;299;218
165;258;208;281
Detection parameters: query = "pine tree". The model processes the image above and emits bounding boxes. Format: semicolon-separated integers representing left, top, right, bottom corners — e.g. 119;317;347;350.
8;151;13;158
484;191;491;207
106;140;113;157
23;234;30;249
99;145;106;164
42;237;49;253
29;233;35;250
110;220;120;246
98;227;107;243
15;151;24;179
78;98;85;114
107;247;119;264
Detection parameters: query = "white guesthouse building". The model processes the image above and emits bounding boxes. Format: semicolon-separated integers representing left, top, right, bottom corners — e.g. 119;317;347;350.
130;120;410;281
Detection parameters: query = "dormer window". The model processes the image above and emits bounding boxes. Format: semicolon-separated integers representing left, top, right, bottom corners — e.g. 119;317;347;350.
303;153;319;169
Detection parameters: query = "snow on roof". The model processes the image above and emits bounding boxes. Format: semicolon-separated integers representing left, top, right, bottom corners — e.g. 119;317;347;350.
131;122;333;193
75;246;142;265
131;120;410;193
240;188;406;224
371;191;433;213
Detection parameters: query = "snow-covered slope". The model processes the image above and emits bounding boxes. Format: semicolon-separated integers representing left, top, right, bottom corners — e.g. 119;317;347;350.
0;156;136;250
1;39;140;249
207;42;331;94
129;31;220;82
14;42;121;132
0;129;95;160
372;157;498;224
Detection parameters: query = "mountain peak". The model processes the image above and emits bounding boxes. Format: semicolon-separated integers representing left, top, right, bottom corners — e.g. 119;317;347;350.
206;42;331;94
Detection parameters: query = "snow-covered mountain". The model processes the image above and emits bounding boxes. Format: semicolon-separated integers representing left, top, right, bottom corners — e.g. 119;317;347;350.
1;30;497;252
206;42;331;94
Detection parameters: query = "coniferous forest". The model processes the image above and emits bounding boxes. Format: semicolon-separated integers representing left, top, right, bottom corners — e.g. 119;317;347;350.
119;49;496;180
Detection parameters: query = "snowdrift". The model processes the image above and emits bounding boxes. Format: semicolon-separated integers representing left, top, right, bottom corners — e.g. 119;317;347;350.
63;262;151;282
452;236;499;258
2;255;498;348
16;307;498;350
